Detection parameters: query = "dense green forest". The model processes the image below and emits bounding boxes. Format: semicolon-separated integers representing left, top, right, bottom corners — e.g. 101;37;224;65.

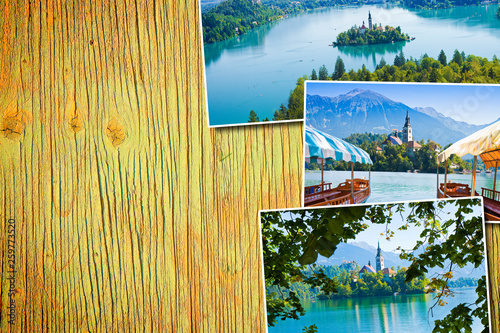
270;264;430;301
306;133;473;173
202;0;282;44
313;50;500;83
334;24;410;46
250;50;500;123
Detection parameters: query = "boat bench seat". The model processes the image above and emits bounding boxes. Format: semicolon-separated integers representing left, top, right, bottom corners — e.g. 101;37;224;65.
483;197;500;216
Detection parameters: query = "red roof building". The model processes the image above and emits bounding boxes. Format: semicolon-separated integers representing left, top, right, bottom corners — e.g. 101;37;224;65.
382;135;403;148
381;267;396;276
359;261;376;278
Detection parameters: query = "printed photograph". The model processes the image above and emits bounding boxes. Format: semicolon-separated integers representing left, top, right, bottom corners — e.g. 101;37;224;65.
199;1;500;127
261;198;491;332
303;82;500;220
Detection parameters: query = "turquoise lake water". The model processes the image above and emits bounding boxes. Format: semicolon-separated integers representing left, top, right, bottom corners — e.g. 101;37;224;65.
304;170;497;204
203;5;500;125
268;287;483;332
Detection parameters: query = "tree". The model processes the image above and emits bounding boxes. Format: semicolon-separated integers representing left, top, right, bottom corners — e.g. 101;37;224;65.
376;57;387;70
286;76;306;119
318;65;329;80
394;50;406;67
262;200;487;332
311;68;318;80
451;49;463;66
429;68;439;82
398;50;406;66
438;49;447;66
273;104;288;121
248;110;259;122
332;56;346;80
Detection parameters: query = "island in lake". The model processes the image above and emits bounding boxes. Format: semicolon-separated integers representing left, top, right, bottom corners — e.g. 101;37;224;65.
333;12;412;46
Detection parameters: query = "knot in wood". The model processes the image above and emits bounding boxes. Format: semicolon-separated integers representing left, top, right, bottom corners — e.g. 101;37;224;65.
69;111;83;133
106;119;126;147
1;107;32;140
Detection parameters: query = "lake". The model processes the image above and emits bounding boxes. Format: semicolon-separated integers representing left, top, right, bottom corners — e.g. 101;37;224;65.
203;4;500;126
304;170;497;204
268;287;484;332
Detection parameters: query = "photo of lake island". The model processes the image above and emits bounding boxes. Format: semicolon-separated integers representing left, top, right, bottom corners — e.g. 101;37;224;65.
303;81;500;220
200;0;500;126
261;198;491;332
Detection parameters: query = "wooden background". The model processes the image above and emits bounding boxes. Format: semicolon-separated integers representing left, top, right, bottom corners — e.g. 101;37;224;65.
0;0;497;331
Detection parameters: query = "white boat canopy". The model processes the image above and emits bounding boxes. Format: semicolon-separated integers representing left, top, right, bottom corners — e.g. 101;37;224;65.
305;126;373;165
437;120;500;168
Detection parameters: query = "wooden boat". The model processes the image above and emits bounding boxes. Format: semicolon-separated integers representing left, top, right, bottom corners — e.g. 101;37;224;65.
437;182;478;198
304;178;370;207
436;121;500;221
304;126;372;207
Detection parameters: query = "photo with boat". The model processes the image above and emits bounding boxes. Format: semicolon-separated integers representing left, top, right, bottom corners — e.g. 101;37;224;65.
303;81;500;220
261;198;491;332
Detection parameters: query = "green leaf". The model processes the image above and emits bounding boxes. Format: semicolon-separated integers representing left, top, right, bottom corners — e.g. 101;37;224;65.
298;245;318;265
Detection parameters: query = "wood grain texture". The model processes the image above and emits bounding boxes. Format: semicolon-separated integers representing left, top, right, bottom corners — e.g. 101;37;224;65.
0;0;497;332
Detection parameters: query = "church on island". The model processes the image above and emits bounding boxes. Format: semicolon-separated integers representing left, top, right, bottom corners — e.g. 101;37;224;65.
333;12;411;46
359;12;389;34
358;241;396;280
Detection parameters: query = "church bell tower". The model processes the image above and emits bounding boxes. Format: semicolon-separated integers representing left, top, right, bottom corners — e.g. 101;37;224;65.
368;11;373;30
403;109;412;143
376;241;384;272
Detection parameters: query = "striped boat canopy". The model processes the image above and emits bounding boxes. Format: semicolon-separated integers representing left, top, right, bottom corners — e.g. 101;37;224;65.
437;120;500;169
305;126;373;165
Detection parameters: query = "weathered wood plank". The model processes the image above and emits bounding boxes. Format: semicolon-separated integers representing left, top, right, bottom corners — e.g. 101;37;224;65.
0;0;497;332
486;223;500;332
0;0;302;331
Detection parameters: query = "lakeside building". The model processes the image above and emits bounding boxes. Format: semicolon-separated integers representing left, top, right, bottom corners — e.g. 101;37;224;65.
359;242;394;277
358;242;398;282
359;11;385;34
382;110;422;156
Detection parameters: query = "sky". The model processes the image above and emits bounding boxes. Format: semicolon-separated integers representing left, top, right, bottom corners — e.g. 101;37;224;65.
306;81;500;125
275;198;484;254
352;199;483;253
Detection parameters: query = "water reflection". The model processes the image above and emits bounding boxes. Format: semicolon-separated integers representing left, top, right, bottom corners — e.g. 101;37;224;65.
336;41;408;66
203;21;278;66
337;41;407;57
270;290;480;332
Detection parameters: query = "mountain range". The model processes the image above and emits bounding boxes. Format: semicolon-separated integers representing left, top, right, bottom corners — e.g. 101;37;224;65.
315;241;484;280
306;89;498;146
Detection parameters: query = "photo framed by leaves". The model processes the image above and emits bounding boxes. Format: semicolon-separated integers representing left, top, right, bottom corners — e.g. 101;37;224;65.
260;197;492;332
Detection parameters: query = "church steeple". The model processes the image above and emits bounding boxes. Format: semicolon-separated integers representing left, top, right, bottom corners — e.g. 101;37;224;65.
376;241;384;272
368;11;373;30
403;109;413;143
